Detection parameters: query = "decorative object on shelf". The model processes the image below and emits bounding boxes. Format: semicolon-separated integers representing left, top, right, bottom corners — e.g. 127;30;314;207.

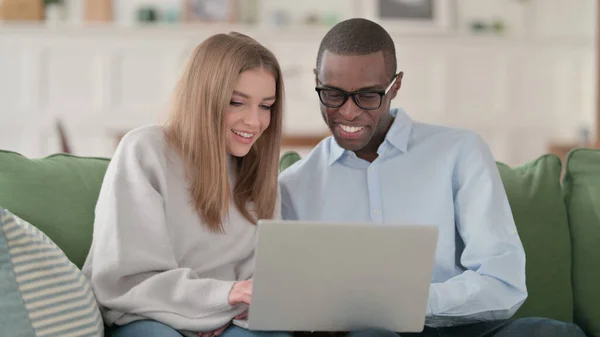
470;20;486;32
182;0;236;23
266;9;291;27
84;0;112;22
0;0;44;21
360;0;455;34
321;12;340;26
578;126;591;146
491;19;506;34
137;6;159;23
61;0;84;24
304;12;320;25
304;11;340;27
163;7;180;23
468;19;507;35
456;0;532;37
44;0;66;22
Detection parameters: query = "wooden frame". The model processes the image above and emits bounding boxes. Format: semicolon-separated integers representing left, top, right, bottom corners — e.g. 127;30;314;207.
114;131;328;150
358;0;455;35
281;134;329;148
182;0;237;23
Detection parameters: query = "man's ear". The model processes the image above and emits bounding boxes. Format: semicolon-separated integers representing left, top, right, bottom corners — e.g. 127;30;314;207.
313;68;318;86
390;71;403;100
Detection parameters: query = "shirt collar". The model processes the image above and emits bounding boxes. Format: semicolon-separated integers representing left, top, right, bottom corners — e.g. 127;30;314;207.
385;108;412;153
328;108;413;165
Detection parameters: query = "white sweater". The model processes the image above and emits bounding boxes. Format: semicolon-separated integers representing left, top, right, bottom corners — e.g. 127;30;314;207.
82;125;280;332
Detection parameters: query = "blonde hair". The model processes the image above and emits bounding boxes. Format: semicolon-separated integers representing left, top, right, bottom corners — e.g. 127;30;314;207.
164;32;284;232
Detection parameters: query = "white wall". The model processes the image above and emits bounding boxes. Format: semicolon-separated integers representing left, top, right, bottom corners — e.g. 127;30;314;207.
455;0;596;37
0;0;596;166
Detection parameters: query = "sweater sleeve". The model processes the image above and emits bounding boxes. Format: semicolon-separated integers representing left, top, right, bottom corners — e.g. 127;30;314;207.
85;137;238;332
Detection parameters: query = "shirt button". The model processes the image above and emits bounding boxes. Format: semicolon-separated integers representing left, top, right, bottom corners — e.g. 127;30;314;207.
369;167;375;173
373;210;380;216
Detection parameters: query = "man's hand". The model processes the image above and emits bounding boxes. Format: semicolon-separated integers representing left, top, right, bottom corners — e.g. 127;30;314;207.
228;279;253;306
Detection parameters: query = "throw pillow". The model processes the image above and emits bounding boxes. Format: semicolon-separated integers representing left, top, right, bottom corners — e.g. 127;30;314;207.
496;155;574;322
0;208;104;337
279;151;302;172
563;148;600;337
0;150;110;268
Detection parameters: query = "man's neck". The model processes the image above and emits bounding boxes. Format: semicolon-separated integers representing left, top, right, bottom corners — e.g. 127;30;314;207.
354;132;386;163
354;117;394;163
355;150;378;163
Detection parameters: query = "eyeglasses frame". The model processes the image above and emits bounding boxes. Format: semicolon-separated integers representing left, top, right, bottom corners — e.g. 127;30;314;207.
314;73;399;110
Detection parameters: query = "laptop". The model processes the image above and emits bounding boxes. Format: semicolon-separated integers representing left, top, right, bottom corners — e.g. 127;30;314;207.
233;220;438;333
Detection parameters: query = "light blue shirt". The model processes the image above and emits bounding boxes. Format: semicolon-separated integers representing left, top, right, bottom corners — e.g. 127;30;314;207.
278;108;527;327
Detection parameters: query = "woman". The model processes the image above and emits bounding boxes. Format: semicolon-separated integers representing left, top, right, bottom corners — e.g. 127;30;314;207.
82;32;289;337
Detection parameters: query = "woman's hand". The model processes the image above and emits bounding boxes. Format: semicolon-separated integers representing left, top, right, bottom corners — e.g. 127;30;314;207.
198;281;252;337
198;324;229;337
197;312;248;337
228;279;253;306
233;311;248;320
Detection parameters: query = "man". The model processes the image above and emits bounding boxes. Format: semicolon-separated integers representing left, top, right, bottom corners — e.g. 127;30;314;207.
278;18;584;337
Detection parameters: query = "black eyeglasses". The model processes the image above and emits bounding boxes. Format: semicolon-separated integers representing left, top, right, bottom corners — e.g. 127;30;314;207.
315;74;398;110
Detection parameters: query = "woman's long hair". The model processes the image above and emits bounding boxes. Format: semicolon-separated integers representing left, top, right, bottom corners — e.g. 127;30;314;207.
164;32;284;232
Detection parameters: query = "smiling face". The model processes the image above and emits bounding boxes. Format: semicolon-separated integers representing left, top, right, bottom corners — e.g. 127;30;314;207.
317;50;401;161
225;67;276;157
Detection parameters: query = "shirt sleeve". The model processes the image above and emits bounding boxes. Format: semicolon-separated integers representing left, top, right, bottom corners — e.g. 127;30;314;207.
84;140;238;332
279;177;298;220
425;134;528;327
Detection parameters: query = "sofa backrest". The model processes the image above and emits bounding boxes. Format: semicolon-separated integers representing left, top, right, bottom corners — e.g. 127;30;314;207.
1;148;598;336
562;149;600;337
496;155;574;322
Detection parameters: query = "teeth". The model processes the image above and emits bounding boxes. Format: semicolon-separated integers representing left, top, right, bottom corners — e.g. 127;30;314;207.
232;129;254;138
233;130;253;138
340;125;364;133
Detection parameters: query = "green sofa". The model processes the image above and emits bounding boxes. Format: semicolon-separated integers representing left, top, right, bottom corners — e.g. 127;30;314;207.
0;149;599;336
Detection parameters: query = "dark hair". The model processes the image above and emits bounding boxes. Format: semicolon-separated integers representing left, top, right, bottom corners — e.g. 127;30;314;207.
316;18;397;78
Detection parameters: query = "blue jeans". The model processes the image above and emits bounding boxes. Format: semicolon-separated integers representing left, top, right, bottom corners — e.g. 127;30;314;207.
345;317;586;337
107;320;293;337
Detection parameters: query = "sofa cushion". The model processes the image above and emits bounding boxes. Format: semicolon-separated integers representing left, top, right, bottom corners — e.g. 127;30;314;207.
0;208;104;336
563;148;600;336
496;154;573;322
279;151;302;172
0;150;109;268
